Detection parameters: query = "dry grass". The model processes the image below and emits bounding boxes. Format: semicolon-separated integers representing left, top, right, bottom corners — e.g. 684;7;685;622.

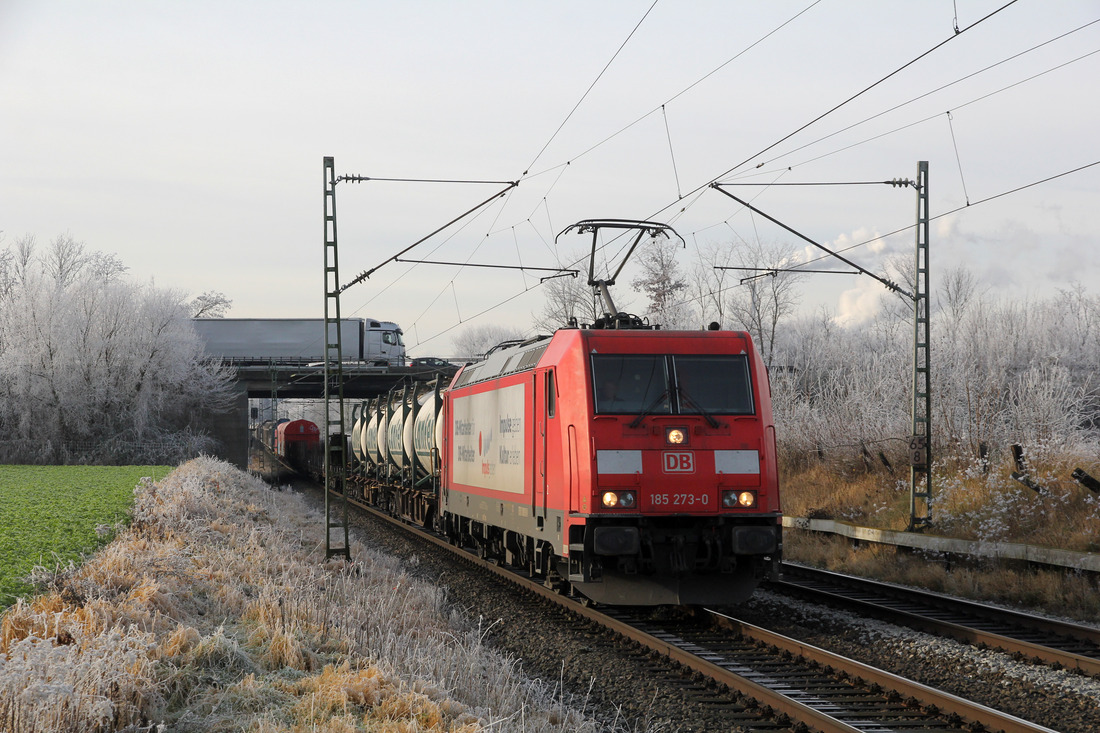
0;457;620;732
781;449;1100;621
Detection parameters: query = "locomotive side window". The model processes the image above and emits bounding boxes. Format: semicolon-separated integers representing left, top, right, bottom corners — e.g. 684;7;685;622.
592;355;669;415
546;369;556;418
673;355;754;415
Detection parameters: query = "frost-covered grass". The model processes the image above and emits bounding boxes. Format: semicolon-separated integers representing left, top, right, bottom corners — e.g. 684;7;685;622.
0;457;620;732
0;465;169;608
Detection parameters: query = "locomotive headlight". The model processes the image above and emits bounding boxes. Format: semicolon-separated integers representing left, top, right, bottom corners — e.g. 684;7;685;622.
601;491;637;508
665;427;687;445
722;490;757;508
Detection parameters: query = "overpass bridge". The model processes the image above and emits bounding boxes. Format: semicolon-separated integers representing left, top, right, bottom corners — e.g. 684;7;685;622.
191;316;457;469
234;361;446;399
213;361;454;469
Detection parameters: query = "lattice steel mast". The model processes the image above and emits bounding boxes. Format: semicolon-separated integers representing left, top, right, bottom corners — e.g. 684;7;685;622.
322;156;350;560
908;161;932;530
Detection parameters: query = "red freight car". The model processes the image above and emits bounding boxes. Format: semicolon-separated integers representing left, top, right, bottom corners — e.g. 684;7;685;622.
275;419;321;468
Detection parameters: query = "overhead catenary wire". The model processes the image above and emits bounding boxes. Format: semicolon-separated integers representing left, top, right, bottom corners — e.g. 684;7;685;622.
582;5;1023;281
345;1;660;323
394;257;576;276
521;0;824;182
569;7;1090;327
711;183;912;298
521;0;660;177
744;38;1099;180
700;0;1020;188
775;158;1100;273
344;2;1093;350
946;111;971;206
662;105;683;199
345;3;829;340
406;157;1100;350
338;176;517;185
340;181;517;293
719;17;1100;180
346;186;507;322
362;30;1100;325
659;159;1100;317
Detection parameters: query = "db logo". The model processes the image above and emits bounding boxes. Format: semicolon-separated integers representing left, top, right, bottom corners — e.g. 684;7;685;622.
663;451;695;473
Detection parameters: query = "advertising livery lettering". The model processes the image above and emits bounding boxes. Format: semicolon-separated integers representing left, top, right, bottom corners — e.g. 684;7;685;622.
451;384;526;494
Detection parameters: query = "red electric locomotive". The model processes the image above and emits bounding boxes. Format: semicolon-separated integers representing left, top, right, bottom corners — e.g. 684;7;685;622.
440;325;781;605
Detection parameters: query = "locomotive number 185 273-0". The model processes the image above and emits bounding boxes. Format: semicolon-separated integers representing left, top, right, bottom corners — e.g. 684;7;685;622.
651;492;710;507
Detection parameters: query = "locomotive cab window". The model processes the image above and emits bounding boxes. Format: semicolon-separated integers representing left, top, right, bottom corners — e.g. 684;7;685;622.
592;354;754;416
674;355;754;415
592;355;669;415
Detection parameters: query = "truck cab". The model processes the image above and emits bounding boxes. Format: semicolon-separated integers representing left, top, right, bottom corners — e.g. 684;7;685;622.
364;320;405;367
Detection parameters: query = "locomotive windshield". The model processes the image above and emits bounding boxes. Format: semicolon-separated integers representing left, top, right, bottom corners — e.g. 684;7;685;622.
592;354;753;416
674;355;753;415
592;355;670;415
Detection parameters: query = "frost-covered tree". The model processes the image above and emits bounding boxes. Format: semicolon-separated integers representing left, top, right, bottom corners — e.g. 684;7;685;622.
0;236;235;464
630;238;695;329
451;323;527;360
725;240;807;368
532;249;600;332
189;289;233;318
688;240;738;328
772;265;1100;473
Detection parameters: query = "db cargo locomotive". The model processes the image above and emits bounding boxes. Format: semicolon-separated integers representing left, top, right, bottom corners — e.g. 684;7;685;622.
346;324;781;606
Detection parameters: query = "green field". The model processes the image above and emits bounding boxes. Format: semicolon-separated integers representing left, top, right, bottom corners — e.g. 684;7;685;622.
0;465;171;608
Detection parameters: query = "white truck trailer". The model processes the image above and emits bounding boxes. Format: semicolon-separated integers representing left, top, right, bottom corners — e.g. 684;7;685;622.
191;317;406;366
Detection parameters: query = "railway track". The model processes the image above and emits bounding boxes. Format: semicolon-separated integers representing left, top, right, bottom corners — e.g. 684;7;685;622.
611;608;1059;733
341;491;1060;732
771;564;1100;677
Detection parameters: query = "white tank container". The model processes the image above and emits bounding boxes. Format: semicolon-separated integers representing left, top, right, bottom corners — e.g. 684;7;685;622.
350;414;365;463
375;401;389;469
387;394;410;469
364;404;381;467
412;390;443;477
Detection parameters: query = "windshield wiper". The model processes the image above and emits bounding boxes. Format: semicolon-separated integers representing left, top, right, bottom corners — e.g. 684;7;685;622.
677;388;722;428
628;389;669;429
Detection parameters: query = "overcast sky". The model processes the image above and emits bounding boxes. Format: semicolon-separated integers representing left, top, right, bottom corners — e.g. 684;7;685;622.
3;1;1098;354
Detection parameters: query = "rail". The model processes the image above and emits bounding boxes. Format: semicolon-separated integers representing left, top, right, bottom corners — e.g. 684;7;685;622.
773;564;1100;677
